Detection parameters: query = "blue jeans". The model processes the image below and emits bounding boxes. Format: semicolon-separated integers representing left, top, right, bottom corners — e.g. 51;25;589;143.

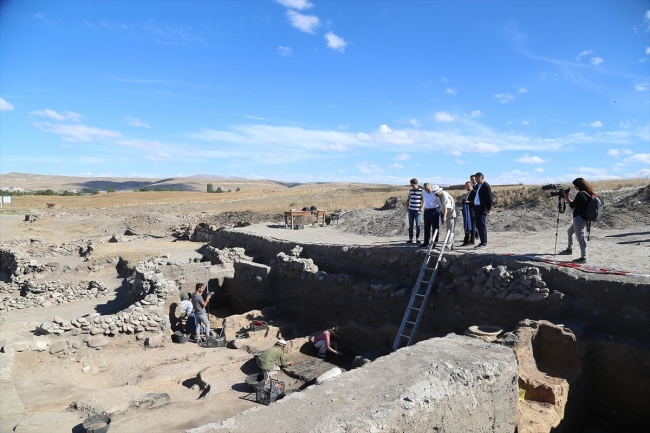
423;208;440;245
475;204;488;245
408;210;421;240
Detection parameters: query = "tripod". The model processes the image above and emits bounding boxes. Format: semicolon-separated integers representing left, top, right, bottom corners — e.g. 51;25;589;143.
553;195;566;256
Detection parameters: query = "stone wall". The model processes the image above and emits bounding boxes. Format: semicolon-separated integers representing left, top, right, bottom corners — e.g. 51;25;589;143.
1;280;110;312
185;334;518;433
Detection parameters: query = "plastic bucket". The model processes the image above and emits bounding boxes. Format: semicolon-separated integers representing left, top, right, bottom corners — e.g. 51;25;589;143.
83;414;111;433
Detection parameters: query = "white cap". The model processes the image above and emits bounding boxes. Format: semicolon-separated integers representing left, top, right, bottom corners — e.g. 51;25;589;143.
276;339;287;347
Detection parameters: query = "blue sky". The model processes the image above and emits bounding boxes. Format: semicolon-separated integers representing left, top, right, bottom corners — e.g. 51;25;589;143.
1;0;649;186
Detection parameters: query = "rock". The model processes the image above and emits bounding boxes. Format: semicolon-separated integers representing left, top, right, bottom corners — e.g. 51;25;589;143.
49;340;68;354
449;265;465;275
394;288;407;297
388;255;399;264
526;293;549;301
3;340;30;354
30;340;49;351
37;320;55;335
315;367;342;385
87;336;109;349
53;316;65;325
145;335;164;348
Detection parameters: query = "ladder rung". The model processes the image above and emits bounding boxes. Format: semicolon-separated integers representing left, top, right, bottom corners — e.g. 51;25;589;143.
409;307;421;311
398;333;410;338
425;267;436;270
420;280;430;284
406;321;416;325
415;293;425;297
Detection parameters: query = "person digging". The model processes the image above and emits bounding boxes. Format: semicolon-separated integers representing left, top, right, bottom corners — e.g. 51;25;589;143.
313;327;343;358
255;339;294;384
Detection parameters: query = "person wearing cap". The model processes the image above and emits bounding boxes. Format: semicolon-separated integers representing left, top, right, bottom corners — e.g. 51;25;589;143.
313;327;342;358
419;183;441;249
434;186;458;250
256;339;294;382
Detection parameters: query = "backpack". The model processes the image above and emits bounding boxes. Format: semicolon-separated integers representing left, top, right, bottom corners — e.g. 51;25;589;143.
583;192;604;222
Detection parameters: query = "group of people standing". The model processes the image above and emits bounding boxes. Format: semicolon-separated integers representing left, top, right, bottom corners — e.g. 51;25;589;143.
407;172;493;250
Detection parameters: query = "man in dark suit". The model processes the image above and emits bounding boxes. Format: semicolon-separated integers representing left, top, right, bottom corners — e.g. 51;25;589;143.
472;172;493;249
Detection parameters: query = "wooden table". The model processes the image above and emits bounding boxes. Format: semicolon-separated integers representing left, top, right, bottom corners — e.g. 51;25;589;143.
284;210;326;229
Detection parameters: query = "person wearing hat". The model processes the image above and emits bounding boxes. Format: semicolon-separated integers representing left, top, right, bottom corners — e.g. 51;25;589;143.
256;339;294;383
419;183;442;249
434;186;458;250
313;327;342;358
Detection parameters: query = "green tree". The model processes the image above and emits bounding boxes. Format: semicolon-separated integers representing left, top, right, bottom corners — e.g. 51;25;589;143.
235;187;240;191
216;187;223;193
107;188;115;193
207;183;214;193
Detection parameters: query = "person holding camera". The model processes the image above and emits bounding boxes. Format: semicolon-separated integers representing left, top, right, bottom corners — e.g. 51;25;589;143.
191;282;212;343
559;178;594;264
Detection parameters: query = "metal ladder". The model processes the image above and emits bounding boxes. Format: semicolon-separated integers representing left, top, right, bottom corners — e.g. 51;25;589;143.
393;228;452;351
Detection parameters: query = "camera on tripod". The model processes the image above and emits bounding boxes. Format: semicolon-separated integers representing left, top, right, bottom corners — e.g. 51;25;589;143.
542;184;570;198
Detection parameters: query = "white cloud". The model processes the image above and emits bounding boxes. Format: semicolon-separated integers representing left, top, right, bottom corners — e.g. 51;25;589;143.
35;122;122;142
275;0;313;10
446;88;457;95
325;32;348;52
518;87;528;93
619;120;631;129
635;83;648;91
494;93;515;103
357;161;383;174
441;77;449;83
607;148;634;157
409;118;420;127
515;154;544;164
434;111;454;122
126;117;151;128
394;153;410;161
535;167;545;172
389;163;404;169
286;10;320;33
522;120;530;125
623;153;650;164
646;47;650;54
246;115;264;120
590;57;604;65
0;98;14;111
30;109;83;122
379;124;392;134
582;120;602;127
143;153;171;162
277;46;293;56
576;49;592;61
468;142;500;153
470;110;484;118
319;143;349;152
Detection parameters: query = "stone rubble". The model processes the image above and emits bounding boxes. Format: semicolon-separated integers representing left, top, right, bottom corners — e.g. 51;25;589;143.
0;280;110;312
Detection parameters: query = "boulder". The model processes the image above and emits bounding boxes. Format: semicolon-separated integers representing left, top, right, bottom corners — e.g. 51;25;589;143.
145;335;164;348
49;341;68;355
30;340;49;352
86;336;109;349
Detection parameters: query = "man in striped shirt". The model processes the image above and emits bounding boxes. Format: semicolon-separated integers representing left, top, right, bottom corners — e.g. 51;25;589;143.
407;178;423;244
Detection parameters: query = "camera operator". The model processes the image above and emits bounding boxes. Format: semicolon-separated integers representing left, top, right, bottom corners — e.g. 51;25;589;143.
559;177;594;264
191;282;212;343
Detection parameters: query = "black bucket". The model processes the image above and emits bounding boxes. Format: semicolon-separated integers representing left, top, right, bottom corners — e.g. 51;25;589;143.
83;414;111;433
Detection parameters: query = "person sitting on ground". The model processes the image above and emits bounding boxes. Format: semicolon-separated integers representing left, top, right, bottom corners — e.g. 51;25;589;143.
191;283;212;343
313;327;342;358
559;177;595;264
179;287;192;302
434;186;458;250
256;339;294;383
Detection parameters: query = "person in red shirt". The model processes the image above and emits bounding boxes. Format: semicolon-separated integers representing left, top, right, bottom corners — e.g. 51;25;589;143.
313;327;342;358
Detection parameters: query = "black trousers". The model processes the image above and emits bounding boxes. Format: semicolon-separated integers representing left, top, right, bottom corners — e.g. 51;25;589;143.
423;208;440;245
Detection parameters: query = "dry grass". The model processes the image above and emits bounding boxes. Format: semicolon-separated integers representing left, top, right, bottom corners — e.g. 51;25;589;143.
3;179;647;214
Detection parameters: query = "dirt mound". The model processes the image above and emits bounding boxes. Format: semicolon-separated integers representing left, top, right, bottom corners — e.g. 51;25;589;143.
376;197;404;211
333;207;407;237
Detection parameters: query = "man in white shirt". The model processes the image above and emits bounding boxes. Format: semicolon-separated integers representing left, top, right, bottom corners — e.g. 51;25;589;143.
419;183;441;249
435;186;457;250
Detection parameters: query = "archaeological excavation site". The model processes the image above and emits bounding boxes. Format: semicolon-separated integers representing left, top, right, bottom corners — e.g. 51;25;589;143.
0;184;649;433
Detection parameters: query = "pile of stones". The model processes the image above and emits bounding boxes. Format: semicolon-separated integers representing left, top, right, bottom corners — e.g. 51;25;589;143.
37;307;170;337
274;251;319;278
467;264;564;301
203;245;252;265
0;280;111;312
